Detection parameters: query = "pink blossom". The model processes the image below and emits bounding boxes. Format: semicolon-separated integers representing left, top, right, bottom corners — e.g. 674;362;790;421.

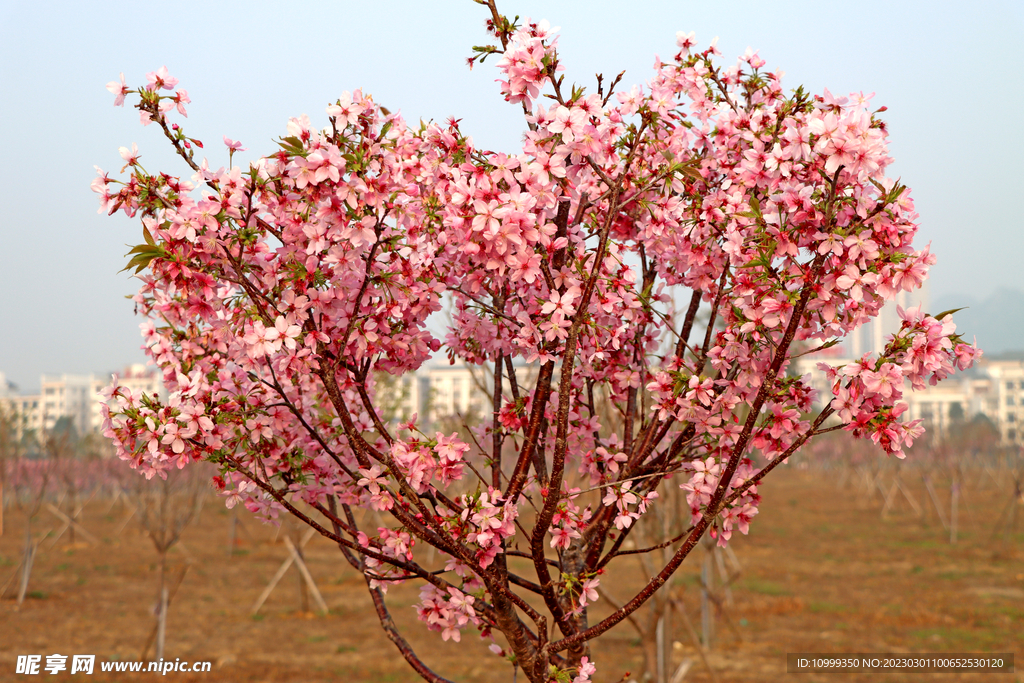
107;73;129;106
572;657;597;683
118;142;139;168
145;66;179;92
223;136;247;152
173;90;190;116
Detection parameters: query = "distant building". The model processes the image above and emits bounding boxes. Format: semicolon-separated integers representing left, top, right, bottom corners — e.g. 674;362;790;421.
93;364;164;431
0;393;43;442
787;342;850;402
846;284;929;358
979;360;1024;445
901;379;969;440
40;374;97;435
426;364;487;426
378;361;545;431
793;348;1023;446
0;364;163;439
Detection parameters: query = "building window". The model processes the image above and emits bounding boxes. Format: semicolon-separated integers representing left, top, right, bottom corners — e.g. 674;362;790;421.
1009;429;1017;442
1008;413;1017;423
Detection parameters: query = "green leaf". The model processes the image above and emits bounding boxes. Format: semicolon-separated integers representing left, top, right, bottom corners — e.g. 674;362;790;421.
747;195;762;217
275;135;306;156
931;307;967;320
676;162;702;182
120;243;165;274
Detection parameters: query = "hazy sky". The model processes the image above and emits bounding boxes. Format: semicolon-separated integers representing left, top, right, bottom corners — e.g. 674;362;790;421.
1;0;1021;392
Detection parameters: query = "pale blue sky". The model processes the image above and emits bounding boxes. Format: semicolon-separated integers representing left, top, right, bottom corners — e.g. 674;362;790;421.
1;0;1021;392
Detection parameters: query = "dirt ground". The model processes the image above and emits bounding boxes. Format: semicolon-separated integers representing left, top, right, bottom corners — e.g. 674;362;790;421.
0;466;1021;683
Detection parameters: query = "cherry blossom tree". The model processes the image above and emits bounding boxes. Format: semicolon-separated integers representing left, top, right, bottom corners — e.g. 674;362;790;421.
96;3;979;681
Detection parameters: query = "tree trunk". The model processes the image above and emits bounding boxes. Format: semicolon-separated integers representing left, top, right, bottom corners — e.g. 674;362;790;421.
16;524;34;605
156;552;168;661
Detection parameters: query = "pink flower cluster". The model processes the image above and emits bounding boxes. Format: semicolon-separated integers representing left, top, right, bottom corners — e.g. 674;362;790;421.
416;585;482;642
680;457;760;547
457;489;518;568
495;20;560;107
602;481;659;530
549;487;593;549
391;433;470;492
821;305;981;457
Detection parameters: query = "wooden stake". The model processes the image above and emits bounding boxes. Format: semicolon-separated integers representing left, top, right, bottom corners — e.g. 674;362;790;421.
156;583;168;661
895;479;922;517
45;503;99;545
700;541;713;650
227;514;238;557
250;554;296;616
880;479;899;517
923;476;949;531
250;528;316;615
285;536;328;615
0;546;28;598
115;506;137;535
140;565;190;661
656;610;666;683
714;547;735;605
16;528;36;606
669;658;693;683
950;480;959;545
672;597;718;683
106;486;123;514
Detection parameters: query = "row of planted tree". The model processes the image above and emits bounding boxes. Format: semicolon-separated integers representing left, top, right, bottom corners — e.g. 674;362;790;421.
804;421;1023;547
3;405;1019;682
1;416;727;681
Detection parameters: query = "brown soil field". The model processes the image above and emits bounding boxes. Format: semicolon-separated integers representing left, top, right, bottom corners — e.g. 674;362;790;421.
0;467;1021;683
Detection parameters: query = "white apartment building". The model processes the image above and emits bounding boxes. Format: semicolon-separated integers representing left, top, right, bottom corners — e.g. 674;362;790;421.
0;365;164;439
785;283;1024;446
901;379;970;440
426;364;487;425
377;361;546;431
0;393;44;442
793;347;1023;446
40;374;98;435
980;360;1024;445
92;364;165;430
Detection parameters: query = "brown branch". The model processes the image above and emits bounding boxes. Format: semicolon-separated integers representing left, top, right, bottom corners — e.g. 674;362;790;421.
675;288;703;359
492;352;505;489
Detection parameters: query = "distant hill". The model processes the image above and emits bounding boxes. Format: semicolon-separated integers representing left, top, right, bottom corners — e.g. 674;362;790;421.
932;287;1024;355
